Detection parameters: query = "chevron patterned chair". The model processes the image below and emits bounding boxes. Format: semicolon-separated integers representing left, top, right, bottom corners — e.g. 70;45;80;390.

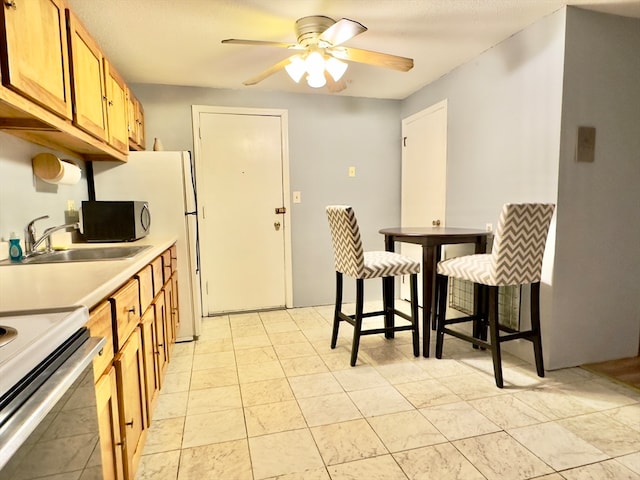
326;205;421;366
434;203;555;387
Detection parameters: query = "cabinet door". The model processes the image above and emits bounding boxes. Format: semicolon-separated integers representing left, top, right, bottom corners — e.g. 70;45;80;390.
153;291;168;378
114;328;147;480
140;306;160;427
136;99;145;148
171;273;180;336
0;0;72;119
164;278;175;348
66;9;107;140
104;61;129;153
95;367;125;480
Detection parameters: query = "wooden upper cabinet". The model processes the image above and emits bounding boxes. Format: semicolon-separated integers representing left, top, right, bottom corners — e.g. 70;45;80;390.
104;61;129;153
0;0;72;119
127;88;145;150
65;8;108;141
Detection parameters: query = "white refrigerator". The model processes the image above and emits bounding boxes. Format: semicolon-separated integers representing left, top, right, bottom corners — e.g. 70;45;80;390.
92;151;201;341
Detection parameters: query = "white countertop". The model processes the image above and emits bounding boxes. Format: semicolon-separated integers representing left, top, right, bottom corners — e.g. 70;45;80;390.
0;237;176;313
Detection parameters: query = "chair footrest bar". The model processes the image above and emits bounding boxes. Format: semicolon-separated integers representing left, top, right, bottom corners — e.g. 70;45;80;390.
393;310;414;322
442;314;484;326
498;330;538;342
361;325;414;336
442;328;491;350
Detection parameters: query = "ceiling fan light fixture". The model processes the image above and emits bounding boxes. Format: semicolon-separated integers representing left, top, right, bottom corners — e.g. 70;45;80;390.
325;56;348;81
304;51;325;77
306;73;326;88
285;55;306;83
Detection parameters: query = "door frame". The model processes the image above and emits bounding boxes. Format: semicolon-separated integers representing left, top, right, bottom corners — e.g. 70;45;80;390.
191;105;293;310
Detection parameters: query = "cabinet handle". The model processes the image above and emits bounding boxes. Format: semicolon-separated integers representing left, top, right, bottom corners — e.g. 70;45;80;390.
108;100;114;106
125;418;134;427
4;1;16;9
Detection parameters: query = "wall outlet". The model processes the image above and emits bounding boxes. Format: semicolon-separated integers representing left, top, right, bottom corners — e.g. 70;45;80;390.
348;166;356;177
486;223;493;232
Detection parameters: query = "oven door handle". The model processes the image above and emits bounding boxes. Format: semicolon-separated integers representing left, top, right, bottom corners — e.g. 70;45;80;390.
0;336;105;470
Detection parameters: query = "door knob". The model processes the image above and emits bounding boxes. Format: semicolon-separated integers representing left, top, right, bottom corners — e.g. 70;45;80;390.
274;221;281;231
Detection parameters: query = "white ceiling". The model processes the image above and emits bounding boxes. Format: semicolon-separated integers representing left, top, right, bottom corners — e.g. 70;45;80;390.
66;0;640;100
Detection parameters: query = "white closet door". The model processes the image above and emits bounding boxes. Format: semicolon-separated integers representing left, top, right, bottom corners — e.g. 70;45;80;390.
400;100;448;303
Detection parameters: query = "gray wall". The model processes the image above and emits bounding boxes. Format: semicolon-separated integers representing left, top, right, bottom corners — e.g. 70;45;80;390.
400;7;640;368
401;9;565;227
132;85;403;307
400;9;566;365
0;132;89;255
551;8;640;367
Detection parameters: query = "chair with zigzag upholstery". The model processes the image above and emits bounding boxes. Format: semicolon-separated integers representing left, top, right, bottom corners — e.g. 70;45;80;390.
326;205;421;366
434;203;555;387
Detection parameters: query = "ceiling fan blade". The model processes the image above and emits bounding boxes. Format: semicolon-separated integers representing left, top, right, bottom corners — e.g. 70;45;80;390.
331;46;414;72
324;71;347;93
319;18;367;47
222;39;301;50
243;56;293;86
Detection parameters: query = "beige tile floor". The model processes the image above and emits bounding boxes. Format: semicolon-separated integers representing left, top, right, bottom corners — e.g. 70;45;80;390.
135;305;640;480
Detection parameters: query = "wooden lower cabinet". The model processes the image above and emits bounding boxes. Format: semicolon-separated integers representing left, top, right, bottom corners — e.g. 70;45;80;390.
114;328;147;479
95;367;125;480
163;278;175;349
87;244;178;479
140;306;160;426
153;291;169;378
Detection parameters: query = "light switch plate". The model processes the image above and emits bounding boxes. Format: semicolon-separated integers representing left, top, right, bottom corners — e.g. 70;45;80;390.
577;126;596;163
293;191;301;203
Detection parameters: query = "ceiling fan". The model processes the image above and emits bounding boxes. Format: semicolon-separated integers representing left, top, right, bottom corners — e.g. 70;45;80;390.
222;15;414;92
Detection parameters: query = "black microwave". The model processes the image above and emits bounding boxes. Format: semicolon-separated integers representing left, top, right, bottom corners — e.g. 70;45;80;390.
81;201;151;242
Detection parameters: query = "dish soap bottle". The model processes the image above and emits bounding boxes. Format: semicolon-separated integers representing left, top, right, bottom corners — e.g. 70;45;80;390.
9;233;22;262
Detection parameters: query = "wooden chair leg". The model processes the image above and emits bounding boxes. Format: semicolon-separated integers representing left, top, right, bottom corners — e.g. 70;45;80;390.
472;285;489;350
383;275;394;339
435;274;448;359
331;272;342;349
410;273;419;357
530;282;545;377
350;279;365;367
487;286;504;388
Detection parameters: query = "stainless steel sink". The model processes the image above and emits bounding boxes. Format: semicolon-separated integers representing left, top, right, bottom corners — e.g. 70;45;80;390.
1;245;151;265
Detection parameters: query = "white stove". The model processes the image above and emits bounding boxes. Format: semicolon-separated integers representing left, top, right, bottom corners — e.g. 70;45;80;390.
0;306;89;396
0;305;107;475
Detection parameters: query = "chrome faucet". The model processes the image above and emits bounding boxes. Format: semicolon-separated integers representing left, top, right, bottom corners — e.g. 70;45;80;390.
24;216;80;257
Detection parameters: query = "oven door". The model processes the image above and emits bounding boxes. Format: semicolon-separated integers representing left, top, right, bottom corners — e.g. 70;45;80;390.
0;332;105;478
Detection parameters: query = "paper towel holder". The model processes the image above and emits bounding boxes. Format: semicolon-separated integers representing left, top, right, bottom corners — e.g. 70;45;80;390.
32;153;82;185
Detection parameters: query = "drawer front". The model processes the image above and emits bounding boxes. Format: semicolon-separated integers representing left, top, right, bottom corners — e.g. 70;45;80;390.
136;265;154;314
151;256;163;297
161;250;171;284
87;300;115;379
111;278;140;351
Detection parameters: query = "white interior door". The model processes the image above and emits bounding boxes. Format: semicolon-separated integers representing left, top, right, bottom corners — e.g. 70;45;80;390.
400;100;448;303
193;107;291;314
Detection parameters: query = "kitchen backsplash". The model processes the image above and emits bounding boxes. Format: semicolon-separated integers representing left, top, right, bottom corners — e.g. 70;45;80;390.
0;132;89;254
